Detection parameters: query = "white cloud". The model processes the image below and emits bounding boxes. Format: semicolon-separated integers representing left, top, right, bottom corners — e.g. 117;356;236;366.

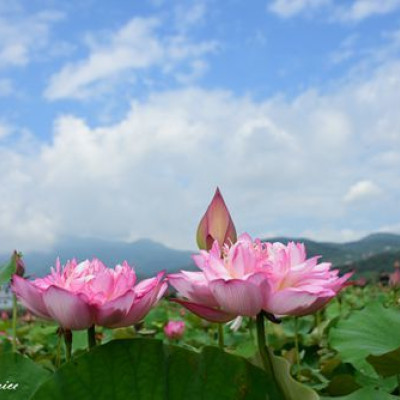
44;16;217;100
268;0;331;18
173;2;206;31
336;0;400;22
299;228;368;243
0;9;64;68
175;59;209;84
344;180;382;203
0;122;11;139
308;109;352;148
372;151;400;168
329;35;359;65
378;222;400;234
2;54;400;252
268;0;400;21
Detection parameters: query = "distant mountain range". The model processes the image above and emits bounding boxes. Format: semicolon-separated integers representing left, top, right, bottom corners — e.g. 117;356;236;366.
266;232;400;271
1;237;194;279
1;233;400;278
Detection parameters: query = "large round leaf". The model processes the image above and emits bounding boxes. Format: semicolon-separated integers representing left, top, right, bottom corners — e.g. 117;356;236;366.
31;338;281;400
329;302;400;376
269;353;319;400
321;386;398;400
0;352;51;400
366;347;400;377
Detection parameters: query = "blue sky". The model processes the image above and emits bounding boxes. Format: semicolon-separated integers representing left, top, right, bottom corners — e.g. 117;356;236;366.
1;0;400;253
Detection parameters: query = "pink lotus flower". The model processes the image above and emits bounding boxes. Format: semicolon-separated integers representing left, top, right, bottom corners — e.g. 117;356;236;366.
196;188;237;250
169;234;352;322
1;311;8;321
12;259;167;330
352;277;368;288
164;320;185;340
389;268;400;289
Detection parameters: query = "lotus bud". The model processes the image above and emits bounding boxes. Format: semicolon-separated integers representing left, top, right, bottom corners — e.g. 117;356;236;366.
164;320;185;340
13;251;25;277
196;187;237;250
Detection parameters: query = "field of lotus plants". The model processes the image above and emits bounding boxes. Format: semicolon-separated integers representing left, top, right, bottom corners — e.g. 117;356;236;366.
1;188;400;399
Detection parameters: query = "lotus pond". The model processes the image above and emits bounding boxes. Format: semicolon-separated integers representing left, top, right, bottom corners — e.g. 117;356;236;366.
1;282;400;400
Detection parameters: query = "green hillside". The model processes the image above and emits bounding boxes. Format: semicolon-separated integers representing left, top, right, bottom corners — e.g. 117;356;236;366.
2;232;400;277
337;250;400;274
266;232;400;270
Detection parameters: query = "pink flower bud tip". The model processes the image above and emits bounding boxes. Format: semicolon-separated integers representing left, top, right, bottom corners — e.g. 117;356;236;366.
196;187;237;250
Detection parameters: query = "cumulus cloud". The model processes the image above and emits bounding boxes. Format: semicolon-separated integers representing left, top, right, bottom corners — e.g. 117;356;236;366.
344;180;382;203
2;52;400;253
0;8;64;68
44;16;217;100
268;0;400;21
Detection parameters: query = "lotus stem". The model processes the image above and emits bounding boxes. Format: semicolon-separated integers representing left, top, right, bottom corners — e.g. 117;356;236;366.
218;323;224;349
294;317;300;379
315;310;322;341
64;329;72;362
248;317;255;341
88;325;96;350
256;312;275;377
56;332;62;368
12;294;17;352
256;312;286;398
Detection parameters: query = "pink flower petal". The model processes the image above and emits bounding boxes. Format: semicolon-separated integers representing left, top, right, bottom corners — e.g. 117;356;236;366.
246;272;273;308
330;271;354;291
156;282;168;301
287;242;306;266
205;245;231;280
112;274;165;327
209;279;263;316
171;299;235;322
294;295;333;316
117;291;154;327
168;272;219;307
11;276;51;319
134;271;165;297
265;288;320;316
95;290;136;328
192;253;207;270
42;285;94;330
